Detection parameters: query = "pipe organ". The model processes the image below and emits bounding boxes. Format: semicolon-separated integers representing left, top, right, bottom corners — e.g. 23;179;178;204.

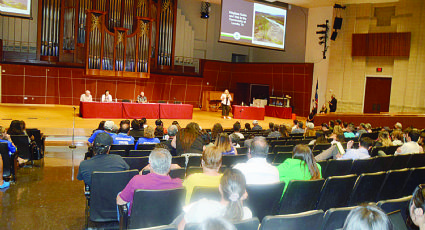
37;0;177;78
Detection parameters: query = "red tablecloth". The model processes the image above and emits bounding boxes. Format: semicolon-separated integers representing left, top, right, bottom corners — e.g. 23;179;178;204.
232;106;265;120
265;106;292;119
122;103;160;119
160;104;193;119
80;102;123;118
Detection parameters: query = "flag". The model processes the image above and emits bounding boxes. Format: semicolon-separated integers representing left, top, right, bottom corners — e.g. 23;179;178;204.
314;79;318;106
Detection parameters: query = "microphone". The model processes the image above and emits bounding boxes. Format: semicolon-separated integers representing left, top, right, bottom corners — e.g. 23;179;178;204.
72;106;76;109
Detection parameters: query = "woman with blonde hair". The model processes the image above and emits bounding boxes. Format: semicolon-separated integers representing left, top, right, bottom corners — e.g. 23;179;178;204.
134;126;160;147
215;133;238;155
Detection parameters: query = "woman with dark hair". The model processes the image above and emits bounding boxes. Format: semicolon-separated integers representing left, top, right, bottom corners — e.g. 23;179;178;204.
279;125;289;138
154;119;166;137
343;205;393;230
172;122;204;155
409;185;425;230
215;133;238;155
129;119;144;137
7;120;25;135
212;123;224;140
244;123;251;131
97;121;106;131
276;144;322;196
178;168;252;230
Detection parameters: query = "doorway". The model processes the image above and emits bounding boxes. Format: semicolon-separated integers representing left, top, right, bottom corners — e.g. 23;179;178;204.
363;76;392;113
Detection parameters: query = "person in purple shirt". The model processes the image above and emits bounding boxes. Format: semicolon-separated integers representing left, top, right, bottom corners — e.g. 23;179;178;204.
88;121;117;144
0;126;17;189
135;126;160;149
337;137;373;160
116;148;183;215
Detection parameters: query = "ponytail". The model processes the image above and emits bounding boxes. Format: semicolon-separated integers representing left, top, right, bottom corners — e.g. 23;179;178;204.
220;169;246;221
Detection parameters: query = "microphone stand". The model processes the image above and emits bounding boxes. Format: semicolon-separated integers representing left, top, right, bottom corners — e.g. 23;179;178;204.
69;106;77;180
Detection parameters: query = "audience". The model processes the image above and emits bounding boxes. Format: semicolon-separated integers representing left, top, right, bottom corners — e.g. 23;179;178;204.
154;119;166;137
178;169;251;229
172;122;204;155
338;138;373;160
183;145;223;204
212;123;224;140
77;133;129;186
244;123;251;131
233;137;279;184
231;122;244;139
164;125;178;156
267;125;282;138
304;122;315;137
374;131;393;147
396;129;423;155
252;120;262;131
135;126;160;147
344;124;356;138
343;205;393;230
265;122;274;135
88;120;116;144
391;130;404;146
0;126;17;188
394;122;403;131
215;133;238;155
357;123;367;137
409;185;425;230
229;133;240;148
291;120;298;132
291;121;305;134
279;125;289;138
116;148;182;215
128;119;144;137
113;122;134;145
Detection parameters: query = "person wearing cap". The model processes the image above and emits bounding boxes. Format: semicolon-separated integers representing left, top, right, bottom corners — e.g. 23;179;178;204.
251;120;262;131
78;133;129;186
116;148;182;215
88;120;117;144
80;90;93;102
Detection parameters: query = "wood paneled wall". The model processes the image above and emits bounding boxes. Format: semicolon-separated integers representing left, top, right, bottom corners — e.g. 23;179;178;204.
352;32;411;57
1;60;314;117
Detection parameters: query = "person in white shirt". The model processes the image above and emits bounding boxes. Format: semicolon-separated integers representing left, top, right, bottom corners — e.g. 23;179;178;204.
233;137;279;184
221;89;232;120
396;129;423;155
291;120;298;132
337;137;373;160
231;122;245;139
101;90;113;102
80;90;93;102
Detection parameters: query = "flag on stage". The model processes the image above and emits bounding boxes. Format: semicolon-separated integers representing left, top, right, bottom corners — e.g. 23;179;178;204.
314;79;318;106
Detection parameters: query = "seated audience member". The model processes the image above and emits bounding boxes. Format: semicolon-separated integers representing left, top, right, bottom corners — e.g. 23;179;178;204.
315;133;345;161
344;124;356;138
291;121;305;134
335;119;342;129
183;145;223;204
216;133;238;155
96;121;106;131
328;120;335;133
101;90;113;102
267;125;282;138
419;131;425;151
374;131;392;147
252;120;262;131
304;122;316;137
343;205;393;230
88;121;116;144
80;90;93;102
357;123;367;137
113;122;134;145
244;134;255;149
229;134;240;148
291;120;298;132
319;104;327;114
341;122;348;132
164;125;178;156
116;148;182;215
309;131;329;145
396;129;424;155
265;122;274;135
172;121;181;130
135;126;160;148
333;124;343;135
391;130;404;146
140;118;148;129
306;107;316;123
243;123;251;131
338;138;373;160
321;123;330;133
178;169;252;229
279;125;289;138
365;123;373;133
233;137;279;184
231;122;244;139
154;119;166;137
201;129;213;148
136;91;147;103
172;122;204;155
118;120;131;133
7;120;27;136
0;126;17;188
394;122;403;131
276;144;321;196
409;185;425;230
212;123;224;140
77;133;129;186
128;119;144;138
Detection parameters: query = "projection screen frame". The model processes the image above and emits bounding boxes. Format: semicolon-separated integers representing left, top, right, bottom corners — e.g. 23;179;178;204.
0;0;33;19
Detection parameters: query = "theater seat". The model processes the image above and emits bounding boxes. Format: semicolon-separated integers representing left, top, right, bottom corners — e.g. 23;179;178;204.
190;186;221;203
322;159;352;178
402;167;425;196
279;179;325;215
350;158;375;175
348;171;386;206
316;174;357;211
273;152;292;164
246;181;286;220
260;210;324;230
185;217;260;230
321;206;356;230
377;169;410;201
123;157;149;171
377;195;412;214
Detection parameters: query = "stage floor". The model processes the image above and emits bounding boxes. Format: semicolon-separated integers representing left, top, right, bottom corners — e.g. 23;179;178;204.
0;103;302;145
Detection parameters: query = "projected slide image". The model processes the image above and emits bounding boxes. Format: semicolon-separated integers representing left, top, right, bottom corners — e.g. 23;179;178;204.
253;3;286;48
0;0;28;10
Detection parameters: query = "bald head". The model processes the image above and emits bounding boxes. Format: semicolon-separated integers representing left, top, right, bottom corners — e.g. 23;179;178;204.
249;137;269;158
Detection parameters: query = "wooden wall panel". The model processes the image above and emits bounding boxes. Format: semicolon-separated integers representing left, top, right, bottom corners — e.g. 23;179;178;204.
0;60;314;117
352;32;411;57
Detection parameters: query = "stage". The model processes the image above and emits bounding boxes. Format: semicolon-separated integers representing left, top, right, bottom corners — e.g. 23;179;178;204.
0;103;301;146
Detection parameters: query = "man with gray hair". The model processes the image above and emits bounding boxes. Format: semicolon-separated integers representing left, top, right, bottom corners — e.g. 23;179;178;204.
116;148;183;215
164;125;178;156
233;137;279;184
291;121;305;134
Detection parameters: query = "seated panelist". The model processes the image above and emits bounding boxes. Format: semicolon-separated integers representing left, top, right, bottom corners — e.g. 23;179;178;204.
102;90;113;102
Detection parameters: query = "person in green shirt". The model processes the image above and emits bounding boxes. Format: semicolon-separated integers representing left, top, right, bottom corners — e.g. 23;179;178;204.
276;144;322;196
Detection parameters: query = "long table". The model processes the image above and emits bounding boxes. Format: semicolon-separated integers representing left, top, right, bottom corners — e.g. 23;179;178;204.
265;106;292;119
80;102;193;119
232;105;265;120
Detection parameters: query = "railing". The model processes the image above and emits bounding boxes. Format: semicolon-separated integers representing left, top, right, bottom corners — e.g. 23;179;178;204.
173;56;200;74
1;40;37;61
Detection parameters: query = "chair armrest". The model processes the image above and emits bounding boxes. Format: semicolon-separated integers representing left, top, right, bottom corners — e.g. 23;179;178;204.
84;184;90;198
118;204;129;230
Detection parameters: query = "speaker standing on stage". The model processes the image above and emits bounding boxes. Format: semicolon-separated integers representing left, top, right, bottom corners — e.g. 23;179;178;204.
328;94;337;112
221;89;232;119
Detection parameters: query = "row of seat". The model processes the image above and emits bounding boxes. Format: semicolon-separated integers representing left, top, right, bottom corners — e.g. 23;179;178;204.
109;146;249;157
